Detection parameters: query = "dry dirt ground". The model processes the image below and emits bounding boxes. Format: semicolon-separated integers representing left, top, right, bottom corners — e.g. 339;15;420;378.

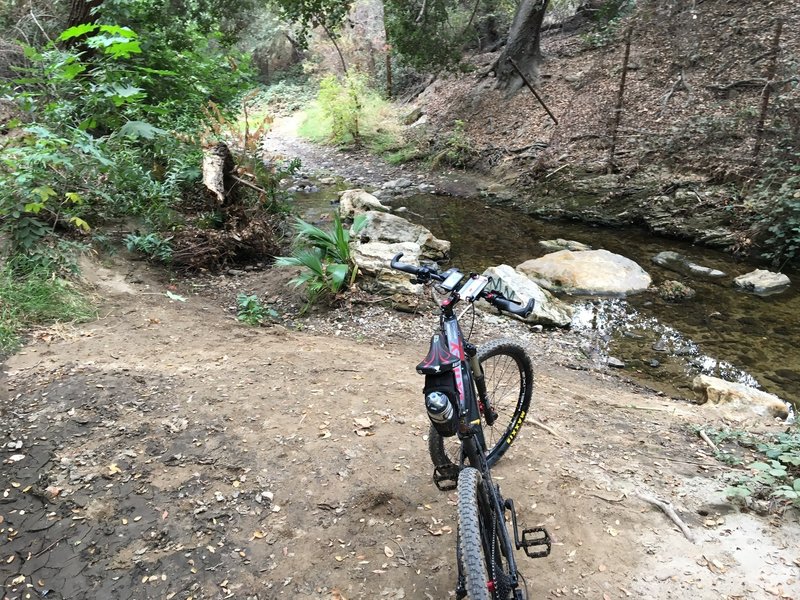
2;255;799;600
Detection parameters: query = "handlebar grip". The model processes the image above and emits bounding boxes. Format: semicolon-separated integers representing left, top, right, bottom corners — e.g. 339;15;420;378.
491;296;535;318
390;253;420;275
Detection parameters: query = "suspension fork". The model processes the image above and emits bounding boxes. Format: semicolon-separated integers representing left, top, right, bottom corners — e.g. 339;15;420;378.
467;342;498;426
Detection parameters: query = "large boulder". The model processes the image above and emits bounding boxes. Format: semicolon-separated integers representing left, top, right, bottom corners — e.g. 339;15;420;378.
517;249;651;296
652;251;725;278
733;269;791;296
338;189;389;219
692;375;789;422
351;241;424;297
479;265;573;327
354;211;449;261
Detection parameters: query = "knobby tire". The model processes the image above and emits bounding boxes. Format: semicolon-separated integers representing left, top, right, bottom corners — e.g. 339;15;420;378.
457;467;513;600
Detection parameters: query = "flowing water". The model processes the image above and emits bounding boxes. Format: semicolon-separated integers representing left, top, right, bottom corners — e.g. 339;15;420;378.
384;193;800;408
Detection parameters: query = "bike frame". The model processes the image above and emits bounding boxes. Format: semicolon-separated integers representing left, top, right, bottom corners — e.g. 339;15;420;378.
436;296;524;598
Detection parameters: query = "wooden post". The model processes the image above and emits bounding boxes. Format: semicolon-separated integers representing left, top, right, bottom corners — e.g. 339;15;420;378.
607;26;633;174
385;44;393;99
753;19;783;158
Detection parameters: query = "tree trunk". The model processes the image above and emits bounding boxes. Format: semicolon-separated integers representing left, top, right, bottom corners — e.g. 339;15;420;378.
491;0;550;93
67;0;103;27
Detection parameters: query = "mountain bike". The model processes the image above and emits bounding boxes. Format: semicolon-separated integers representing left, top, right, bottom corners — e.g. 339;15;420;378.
390;253;551;600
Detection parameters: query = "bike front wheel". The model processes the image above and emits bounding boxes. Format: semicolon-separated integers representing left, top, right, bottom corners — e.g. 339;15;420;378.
457;467;513;600
429;339;532;469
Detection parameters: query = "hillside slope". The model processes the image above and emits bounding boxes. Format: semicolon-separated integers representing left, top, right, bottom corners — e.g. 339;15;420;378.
414;0;799;252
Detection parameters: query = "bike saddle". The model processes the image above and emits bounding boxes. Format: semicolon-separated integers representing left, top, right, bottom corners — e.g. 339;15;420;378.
416;333;460;374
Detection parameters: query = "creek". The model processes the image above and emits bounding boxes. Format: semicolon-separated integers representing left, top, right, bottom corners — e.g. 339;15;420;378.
397;192;800;409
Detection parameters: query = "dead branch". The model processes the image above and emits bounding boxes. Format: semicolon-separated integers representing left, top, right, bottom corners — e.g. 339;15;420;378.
586;492;626;503
636;490;696;544
508;58;558;124
698;429;719;454
529;418;569;443
754;19;783;158
230;174;269;196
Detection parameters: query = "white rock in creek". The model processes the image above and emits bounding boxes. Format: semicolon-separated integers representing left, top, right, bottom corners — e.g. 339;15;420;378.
354;211;449;261
517;249;651;296
652;251;725;278
692;375;789;421
478;265;573;327
338;189;389;219
539;239;592;252
733;269;791;296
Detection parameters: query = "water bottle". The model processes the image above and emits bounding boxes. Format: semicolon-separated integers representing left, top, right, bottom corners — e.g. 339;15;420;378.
425;391;458;436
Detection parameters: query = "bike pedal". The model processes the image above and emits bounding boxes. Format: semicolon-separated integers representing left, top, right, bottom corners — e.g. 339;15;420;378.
520;527;551;559
432;464;460;491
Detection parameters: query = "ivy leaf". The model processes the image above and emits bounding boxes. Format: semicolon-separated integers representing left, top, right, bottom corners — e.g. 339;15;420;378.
103;40;142;58
31;186;57;201
748;461;771;472
65;192;83;204
24;202;45;214
118;121;165;140
98;25;137;38
794;478;800;492
59;24;99;41
69;216;91;232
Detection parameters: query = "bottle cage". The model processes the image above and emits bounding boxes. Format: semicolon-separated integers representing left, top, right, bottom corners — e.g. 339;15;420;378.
416;333;460;375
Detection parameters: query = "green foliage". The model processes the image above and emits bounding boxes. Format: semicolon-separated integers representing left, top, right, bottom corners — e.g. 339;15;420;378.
300;72;406;152
318;72;366;145
710;427;800;512
124;232;174;263
0;261;95;356
581;0;636;48
752;153;800;267
266;0;353;49
384;0;462;71
431;120;478;169
236;293;278;325
275;213;366;310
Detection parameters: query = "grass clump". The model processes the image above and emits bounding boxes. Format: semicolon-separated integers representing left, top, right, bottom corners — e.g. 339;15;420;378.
0;262;95;355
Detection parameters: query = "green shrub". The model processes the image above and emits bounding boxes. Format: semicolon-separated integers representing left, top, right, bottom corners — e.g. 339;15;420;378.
236;293;278;325
124;232;174;263
752;156;800;267
722;428;800;511
431;120;478;169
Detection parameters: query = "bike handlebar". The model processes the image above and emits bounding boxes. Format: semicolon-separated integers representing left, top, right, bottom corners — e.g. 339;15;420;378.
390;253;445;282
390;253;535;318
484;293;535;318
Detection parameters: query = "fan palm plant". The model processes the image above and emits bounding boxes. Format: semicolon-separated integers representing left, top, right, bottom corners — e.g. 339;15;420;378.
275;213;367;309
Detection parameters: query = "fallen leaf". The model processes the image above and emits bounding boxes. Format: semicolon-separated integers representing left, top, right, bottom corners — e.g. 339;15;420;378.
598;564;607;572
332;590;348;600
384;545;395;558
606;527;619;537
165;291;187;302
108;464;122;475
251;531;265;540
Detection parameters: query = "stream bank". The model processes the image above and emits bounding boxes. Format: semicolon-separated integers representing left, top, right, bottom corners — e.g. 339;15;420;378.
265;119;798;416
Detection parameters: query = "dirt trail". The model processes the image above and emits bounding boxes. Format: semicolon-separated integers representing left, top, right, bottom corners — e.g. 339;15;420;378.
2;255;798;600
